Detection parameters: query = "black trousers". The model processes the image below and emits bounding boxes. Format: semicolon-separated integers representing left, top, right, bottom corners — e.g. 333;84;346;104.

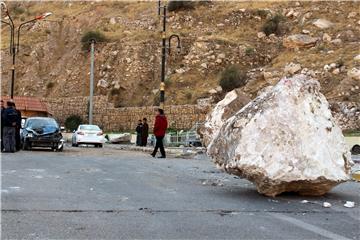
15;127;21;151
152;136;165;157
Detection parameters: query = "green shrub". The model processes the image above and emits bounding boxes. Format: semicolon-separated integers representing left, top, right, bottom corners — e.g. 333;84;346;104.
167;1;195;12
65;115;83;131
255;9;269;18
219;65;247;92
336;58;345;68
81;30;107;50
46;81;54;89
245;47;254;56
261;14;285;36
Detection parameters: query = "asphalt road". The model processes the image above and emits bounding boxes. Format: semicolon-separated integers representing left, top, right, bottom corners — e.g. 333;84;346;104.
1;146;360;240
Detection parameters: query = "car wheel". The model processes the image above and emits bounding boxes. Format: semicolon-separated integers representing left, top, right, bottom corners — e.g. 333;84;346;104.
352;145;360;155
99;144;103;148
22;140;30;150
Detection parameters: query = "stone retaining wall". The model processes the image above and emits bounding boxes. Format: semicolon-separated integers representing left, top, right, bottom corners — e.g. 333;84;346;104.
44;96;211;131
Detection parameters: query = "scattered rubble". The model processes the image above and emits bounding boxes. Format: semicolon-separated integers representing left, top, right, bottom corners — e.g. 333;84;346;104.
283;34;318;49
347;68;360;80
109;133;131;144
323;202;332;208
205;74;353;197
344;201;355;208
313;19;334;29
284;62;302;75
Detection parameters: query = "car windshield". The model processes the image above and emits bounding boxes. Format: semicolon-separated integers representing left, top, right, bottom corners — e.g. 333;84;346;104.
26;118;58;129
79;125;100;131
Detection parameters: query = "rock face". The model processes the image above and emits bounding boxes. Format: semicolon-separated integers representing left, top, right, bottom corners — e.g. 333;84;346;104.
201;89;250;147
313;19;334;29
206;74;352;197
283;34;318;49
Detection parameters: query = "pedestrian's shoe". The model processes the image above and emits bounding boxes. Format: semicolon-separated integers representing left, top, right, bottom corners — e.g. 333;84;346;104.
158;156;166;159
150;153;155;158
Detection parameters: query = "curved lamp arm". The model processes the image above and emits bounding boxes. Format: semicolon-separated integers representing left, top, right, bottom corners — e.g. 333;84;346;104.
17;12;52;52
168;34;181;54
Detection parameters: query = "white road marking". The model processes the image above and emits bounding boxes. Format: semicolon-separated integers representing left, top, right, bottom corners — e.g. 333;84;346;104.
270;212;352;240
27;169;45;172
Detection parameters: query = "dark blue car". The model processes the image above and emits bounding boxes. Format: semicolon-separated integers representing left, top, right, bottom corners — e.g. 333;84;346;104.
21;117;64;151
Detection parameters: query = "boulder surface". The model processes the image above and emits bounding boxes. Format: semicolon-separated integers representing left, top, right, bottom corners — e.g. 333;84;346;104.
201;89;250;147
206;74;352;197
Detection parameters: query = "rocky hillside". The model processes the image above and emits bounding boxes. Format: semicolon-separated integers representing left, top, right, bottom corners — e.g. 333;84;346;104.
1;1;359;109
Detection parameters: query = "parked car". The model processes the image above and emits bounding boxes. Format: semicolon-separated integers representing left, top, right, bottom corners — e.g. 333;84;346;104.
72;124;105;147
345;136;360;155
21;117;64;151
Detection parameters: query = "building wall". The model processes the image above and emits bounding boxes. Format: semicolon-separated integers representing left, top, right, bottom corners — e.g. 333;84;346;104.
44;96;212;131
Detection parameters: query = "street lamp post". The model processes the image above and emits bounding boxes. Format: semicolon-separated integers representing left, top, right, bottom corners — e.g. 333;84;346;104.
157;1;181;109
88;39;96;125
0;2;52;99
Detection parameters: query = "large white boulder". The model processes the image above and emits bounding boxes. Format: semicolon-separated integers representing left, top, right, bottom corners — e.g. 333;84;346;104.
206;74;352;197
201;89;250;147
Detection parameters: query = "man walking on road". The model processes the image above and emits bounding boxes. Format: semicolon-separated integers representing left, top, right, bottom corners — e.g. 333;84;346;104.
151;108;168;158
2;101;18;153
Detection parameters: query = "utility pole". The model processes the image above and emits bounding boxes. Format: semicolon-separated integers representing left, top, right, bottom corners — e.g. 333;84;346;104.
89;39;96;125
160;5;166;109
157;1;181;109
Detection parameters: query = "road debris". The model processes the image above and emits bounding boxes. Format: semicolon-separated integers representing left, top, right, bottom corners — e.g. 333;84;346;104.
323;202;332;208
344;201;355;208
201;179;224;186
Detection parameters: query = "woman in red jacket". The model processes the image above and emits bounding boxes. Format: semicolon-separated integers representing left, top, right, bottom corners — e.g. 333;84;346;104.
151;108;168;158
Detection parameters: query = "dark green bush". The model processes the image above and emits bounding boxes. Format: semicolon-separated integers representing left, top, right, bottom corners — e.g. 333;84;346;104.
245;47;254;56
167;1;195;12
81;30;107;50
261;14;285;36
46;81;54;89
219;65;247;92
65;115;83;131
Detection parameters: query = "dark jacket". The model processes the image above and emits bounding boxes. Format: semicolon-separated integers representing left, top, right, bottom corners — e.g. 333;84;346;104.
3;107;18;127
136;123;143;134
15;109;22;128
142;123;149;136
153;115;168;137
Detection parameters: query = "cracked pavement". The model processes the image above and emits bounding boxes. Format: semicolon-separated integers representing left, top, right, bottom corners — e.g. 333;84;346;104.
1;146;359;239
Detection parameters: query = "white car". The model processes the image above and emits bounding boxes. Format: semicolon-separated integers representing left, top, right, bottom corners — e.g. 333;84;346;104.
72;124;105;148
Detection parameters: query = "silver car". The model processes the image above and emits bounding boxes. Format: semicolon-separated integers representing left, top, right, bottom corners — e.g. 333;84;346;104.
71;124;105;148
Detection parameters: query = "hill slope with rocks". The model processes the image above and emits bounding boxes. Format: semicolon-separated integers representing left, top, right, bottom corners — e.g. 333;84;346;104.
1;1;359;128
